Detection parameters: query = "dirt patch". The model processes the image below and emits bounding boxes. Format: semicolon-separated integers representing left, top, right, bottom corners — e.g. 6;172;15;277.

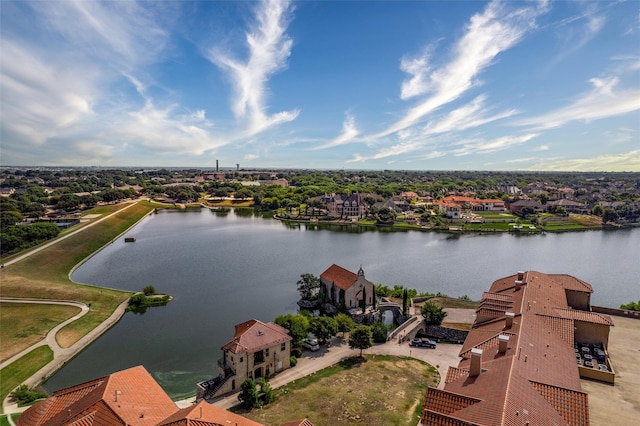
241;355;438;426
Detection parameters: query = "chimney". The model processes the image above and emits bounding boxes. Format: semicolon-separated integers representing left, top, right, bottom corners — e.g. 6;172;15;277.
470;348;483;376
517;271;525;281
515;279;522;291
498;334;509;354
216;160;219;172
505;312;515;328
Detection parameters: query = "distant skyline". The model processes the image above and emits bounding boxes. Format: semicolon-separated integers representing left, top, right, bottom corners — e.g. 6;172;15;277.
1;0;639;171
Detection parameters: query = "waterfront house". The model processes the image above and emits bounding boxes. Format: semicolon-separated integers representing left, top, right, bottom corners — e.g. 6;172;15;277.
420;271;614;425
320;193;370;219
319;264;375;312
197;319;292;400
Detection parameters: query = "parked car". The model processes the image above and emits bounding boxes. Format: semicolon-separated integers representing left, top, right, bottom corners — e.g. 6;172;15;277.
410;338;437;348
302;338;320;351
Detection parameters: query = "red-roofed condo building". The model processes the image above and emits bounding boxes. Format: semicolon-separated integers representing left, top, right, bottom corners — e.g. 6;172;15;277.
197;319;292;400
421;271;614;426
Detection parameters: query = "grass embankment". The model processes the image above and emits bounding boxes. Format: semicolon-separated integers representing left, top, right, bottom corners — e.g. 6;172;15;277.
0;304;81;362
0;346;53;413
0;202;155;348
0;413;20;426
0;202;157;411
540;214;602;231
239;355;438;426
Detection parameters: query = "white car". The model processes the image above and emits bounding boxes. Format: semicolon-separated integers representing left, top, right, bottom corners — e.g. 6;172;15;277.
302;338;320;351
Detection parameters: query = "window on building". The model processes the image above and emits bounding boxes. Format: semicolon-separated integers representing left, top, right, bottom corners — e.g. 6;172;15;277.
281;342;286;351
265;348;269;357
239;357;243;363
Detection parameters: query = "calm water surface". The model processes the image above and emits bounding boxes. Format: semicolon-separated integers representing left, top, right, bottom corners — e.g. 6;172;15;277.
45;209;640;399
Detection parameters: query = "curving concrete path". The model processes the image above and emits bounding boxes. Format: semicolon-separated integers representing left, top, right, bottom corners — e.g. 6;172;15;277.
188;313;465;410
0;201;143;421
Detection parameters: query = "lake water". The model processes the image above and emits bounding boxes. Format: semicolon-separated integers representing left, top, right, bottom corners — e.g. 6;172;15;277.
44;208;640;399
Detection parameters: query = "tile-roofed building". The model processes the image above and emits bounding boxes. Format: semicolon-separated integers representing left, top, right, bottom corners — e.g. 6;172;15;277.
18;365;177;426
158;400;263;426
197;319;292;401
421;271;614;426
319;264;375;312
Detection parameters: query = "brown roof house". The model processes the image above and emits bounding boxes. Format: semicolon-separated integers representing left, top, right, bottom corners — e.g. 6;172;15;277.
420;271;614;426
197;319;292;401
17;365;262;426
319;264;375;313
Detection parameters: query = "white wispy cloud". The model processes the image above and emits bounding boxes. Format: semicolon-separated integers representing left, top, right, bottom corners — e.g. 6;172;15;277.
0;39;97;146
421;95;517;136
516;76;640;130
208;0;299;137
314;113;360;150
373;0;549;139
117;100;219;155
451;133;538;157
527;150;640;171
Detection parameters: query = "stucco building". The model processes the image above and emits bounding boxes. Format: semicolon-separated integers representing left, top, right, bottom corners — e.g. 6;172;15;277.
319;264;375;312
421;271;614;426
197;319;292;400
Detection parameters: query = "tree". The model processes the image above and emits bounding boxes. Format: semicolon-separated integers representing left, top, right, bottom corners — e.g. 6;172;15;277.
274;313;310;348
603;208;619;224
420;301;448;325
349;325;373;357
376;207;396;225
620;300;640;311
297;273;320;300
402;288;408;315
309;316;338;344
371;321;388;343
238;378;259;409
335;313;355;337
256;377;275;405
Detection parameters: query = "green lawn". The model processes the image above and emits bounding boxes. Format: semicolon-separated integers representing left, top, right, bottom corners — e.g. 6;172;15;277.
0;346;53;414
0;413;21;426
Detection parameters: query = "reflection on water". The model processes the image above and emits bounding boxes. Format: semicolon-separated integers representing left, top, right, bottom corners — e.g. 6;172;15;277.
44;208;639;399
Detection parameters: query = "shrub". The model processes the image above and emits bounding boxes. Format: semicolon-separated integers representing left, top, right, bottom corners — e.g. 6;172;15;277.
421;301;448;325
290;356;298;367
371;322;388;343
291;348;302;358
143;285;156;295
10;384;46;406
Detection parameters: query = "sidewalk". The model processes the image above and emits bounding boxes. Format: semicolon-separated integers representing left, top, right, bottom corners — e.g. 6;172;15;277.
186;317;463;411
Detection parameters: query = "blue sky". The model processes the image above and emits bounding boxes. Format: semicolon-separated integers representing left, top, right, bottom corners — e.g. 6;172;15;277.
1;0;639;171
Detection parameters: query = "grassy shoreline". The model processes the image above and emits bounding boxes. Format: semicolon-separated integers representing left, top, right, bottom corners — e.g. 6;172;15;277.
0;201;160;411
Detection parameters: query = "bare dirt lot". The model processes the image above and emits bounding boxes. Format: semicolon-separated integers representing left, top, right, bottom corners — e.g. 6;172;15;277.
581;316;640;425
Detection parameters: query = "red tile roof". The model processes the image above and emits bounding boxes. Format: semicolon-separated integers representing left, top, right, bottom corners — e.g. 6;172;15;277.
18;366;177;426
18;367;265;426
280;419;315;426
158;400;264;426
422;271;602;426
320;264;357;291
222;319;291;354
551;307;614;325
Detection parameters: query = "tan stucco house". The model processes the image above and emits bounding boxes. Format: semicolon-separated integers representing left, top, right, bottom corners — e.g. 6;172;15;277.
197;319;292;400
